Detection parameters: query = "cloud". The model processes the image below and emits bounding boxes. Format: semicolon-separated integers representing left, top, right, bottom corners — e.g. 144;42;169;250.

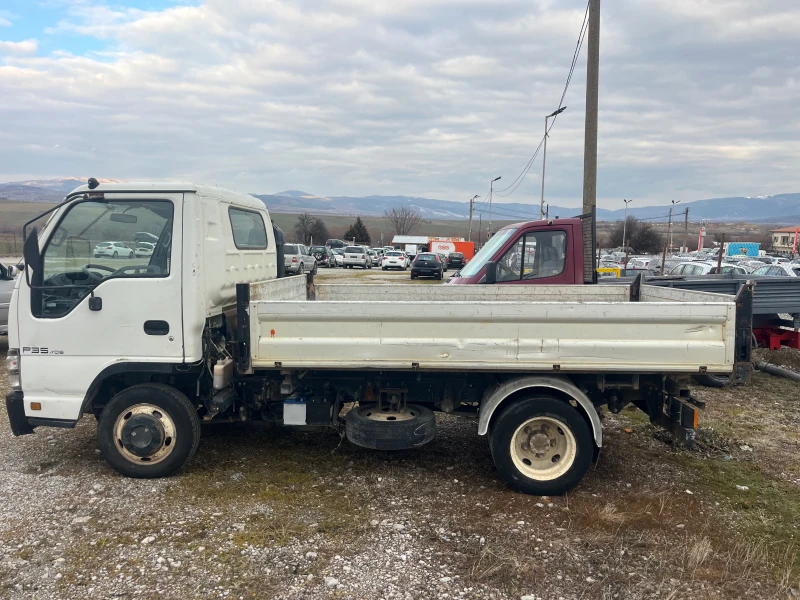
0;39;37;54
0;0;798;208
0;18;12;27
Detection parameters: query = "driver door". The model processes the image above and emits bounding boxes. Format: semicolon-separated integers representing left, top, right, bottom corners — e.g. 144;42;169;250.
494;229;572;285
16;193;185;420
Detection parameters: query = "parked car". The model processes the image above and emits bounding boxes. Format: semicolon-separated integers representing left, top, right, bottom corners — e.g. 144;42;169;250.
752;264;799;277
310;245;336;268
343;245;371;269
436;253;449;272
382;251;408;271
135;242;155;258
0;262;17;335
411;253;444;280
94;241;134;258
448;252;467;269
332;249;345;267
284;243;317;275
368;249;381;266
326;239;346;250
669;261;749;276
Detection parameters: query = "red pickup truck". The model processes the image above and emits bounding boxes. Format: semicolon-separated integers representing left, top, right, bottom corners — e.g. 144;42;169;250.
446;218;588;285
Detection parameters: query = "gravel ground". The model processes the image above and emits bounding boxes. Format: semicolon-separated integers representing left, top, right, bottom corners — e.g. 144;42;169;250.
2;331;800;598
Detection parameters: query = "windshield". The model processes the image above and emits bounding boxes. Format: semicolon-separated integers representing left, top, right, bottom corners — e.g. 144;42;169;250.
37;198;174;318
415;254;436;262
284;244;299;254
457;228;518;278
386;252;402;257
345;246;361;253
310;246;326;253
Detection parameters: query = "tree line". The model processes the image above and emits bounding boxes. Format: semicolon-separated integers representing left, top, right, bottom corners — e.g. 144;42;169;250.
291;205;424;247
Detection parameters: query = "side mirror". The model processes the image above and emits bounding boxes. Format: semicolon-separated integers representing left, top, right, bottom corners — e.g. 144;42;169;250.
484;261;497;285
0;264;7;280
23;227;43;275
7;265;18;278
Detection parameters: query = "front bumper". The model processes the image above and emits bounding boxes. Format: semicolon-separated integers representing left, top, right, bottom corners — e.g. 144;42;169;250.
5;391;77;436
6;391;33;436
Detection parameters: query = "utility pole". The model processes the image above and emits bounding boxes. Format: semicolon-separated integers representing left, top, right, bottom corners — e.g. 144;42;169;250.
467;194;479;242
621;199;633;252
582;0;601;283
668;199;680;252
682;207;689;252
541;106;567;220
488;176;501;237
478;215;483;246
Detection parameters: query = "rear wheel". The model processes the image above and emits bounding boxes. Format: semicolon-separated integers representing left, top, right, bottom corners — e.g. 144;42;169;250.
299;263;305;275
112;251;118;258
312;262;318;275
489;395;593;495
97;383;201;478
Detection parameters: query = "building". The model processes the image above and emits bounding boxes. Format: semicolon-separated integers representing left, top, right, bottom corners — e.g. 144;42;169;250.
770;226;800;256
390;236;476;258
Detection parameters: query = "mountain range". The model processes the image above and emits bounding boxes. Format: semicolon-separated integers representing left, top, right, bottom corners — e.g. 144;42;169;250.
1;179;798;224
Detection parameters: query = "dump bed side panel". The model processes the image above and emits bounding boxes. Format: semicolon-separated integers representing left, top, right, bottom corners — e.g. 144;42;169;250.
250;299;734;373
315;283;630;303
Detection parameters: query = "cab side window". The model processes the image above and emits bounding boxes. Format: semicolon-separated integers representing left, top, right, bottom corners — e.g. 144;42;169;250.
229;208;268;250
496;230;567;282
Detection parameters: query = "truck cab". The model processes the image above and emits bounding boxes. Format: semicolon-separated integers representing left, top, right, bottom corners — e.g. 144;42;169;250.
7;182;276;434
446;218;585;285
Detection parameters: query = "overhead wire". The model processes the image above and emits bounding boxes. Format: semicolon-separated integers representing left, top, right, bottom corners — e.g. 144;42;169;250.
491;0;591;199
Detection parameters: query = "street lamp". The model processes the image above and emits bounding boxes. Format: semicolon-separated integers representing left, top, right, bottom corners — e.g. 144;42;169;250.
467;194;480;242
622;199;633;252
668;199;680;252
541;106;567;220
488;176;501;237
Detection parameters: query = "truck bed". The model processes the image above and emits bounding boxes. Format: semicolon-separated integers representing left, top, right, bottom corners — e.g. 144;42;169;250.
244;279;737;374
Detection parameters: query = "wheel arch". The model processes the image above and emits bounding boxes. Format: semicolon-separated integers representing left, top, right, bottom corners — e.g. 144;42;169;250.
79;362;199;416
478;376;602;448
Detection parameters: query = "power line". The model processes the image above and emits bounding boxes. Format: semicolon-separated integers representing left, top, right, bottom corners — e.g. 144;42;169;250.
492;0;591;199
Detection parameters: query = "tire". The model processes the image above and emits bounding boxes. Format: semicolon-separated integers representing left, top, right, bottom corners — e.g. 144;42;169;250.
693;373;730;388
299;263;305;275
382;267;387;271
112;251;118;258
128;251;134;258
345;403;436;450
312;262;318;275
436;271;443;280
489;395;593;496
97;383;201;478
411;274;417;280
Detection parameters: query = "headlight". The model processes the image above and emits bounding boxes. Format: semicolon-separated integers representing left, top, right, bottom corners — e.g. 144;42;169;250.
7;349;20;390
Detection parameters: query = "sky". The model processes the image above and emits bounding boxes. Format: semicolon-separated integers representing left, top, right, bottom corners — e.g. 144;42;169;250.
0;0;798;209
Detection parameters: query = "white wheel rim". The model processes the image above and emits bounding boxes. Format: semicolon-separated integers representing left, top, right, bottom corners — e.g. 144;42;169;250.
510;416;577;481
113;403;177;465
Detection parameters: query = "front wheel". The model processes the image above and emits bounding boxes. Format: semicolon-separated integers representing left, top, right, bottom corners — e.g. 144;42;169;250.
489;395;593;496
97;383;201;478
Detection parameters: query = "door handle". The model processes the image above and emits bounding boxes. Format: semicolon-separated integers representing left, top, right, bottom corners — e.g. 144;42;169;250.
143;320;170;336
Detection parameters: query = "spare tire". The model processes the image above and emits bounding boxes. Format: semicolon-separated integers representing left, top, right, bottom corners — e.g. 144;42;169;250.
345;404;435;450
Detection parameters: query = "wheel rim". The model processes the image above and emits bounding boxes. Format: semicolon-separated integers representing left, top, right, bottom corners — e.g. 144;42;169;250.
358;405;419;422
510;416;576;481
113;403;177;465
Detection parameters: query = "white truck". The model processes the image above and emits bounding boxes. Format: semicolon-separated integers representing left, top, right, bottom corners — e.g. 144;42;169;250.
5;181;753;495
